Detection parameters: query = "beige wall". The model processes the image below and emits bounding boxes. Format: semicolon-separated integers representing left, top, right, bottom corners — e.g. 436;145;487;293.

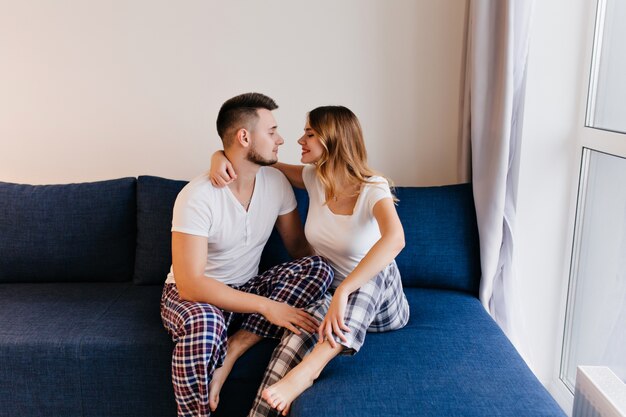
0;0;467;186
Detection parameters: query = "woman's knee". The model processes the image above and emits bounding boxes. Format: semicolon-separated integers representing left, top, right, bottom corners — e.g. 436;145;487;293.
281;327;319;350
308;255;334;280
297;256;333;297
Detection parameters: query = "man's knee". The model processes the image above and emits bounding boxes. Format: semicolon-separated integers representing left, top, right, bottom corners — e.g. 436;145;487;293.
181;305;227;344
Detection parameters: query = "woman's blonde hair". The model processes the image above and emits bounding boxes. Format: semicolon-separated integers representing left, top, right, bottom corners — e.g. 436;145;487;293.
307;106;395;204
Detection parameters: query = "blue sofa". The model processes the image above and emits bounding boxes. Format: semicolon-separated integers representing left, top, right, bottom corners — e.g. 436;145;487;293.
0;175;565;417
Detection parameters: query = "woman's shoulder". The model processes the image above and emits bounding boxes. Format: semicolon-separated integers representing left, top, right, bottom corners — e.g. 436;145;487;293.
301;164;320;188
361;176;393;206
363;175;390;191
365;175;389;184
302;164;316;177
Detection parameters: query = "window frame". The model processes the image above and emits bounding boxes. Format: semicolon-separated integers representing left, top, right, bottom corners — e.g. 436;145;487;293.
551;0;626;410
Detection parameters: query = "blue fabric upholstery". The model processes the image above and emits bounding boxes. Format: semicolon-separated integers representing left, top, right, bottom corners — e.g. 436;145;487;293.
0;284;564;417
0;283;136;416
394;185;481;293
0;178;136;283
0;178;565;417
134;176;187;285
291;288;564;417
78;285;176;417
0;282;276;417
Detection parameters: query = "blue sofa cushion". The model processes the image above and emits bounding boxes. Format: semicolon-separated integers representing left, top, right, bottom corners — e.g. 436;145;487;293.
0;285;564;417
0;282;277;417
0;283;139;416
394;184;481;294
0;178;136;283
77;284;177;417
290;288;565;417
134;176;187;285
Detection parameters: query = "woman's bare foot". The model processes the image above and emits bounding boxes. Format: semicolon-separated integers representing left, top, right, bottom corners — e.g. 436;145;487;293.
208;362;234;411
261;365;316;415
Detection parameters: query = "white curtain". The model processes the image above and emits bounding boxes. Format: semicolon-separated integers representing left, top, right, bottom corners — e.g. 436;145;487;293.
460;0;534;355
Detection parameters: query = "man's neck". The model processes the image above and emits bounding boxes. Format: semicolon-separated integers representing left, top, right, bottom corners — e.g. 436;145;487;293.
223;149;260;192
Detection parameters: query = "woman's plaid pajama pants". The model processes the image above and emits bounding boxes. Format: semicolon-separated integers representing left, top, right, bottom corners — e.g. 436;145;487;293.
248;261;410;417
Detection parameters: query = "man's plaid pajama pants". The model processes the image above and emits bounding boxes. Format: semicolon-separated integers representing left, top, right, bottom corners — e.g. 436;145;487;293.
160;255;333;417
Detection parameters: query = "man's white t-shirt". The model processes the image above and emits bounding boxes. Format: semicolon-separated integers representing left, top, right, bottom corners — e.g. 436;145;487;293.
165;167;297;286
302;165;393;282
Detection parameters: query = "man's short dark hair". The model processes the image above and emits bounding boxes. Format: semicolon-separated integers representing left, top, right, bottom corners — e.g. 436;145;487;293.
216;93;278;147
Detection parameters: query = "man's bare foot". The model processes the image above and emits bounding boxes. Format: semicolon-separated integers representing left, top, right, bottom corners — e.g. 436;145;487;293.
209;362;234;412
261;366;316;415
209;330;262;411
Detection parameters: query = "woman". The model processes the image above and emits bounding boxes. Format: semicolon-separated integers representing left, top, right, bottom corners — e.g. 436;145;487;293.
210;106;410;416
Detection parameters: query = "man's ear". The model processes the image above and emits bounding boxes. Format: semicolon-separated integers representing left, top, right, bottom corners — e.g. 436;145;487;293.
236;128;250;147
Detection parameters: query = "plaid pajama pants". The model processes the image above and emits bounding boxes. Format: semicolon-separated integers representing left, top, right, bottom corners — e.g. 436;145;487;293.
160;255;333;417
248;260;410;417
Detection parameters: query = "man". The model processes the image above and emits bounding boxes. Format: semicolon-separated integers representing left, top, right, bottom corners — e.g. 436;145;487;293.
160;93;333;417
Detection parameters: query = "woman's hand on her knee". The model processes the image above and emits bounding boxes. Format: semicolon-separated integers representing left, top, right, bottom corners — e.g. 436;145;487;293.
318;289;351;348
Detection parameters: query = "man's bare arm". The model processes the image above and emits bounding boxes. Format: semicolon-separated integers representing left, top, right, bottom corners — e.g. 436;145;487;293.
172;232;266;312
171;232;317;334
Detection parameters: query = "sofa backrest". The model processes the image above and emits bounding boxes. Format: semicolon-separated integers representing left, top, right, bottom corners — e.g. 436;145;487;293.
0;178;137;283
133;176;187;285
1;176;481;295
393;185;481;294
259;185;481;295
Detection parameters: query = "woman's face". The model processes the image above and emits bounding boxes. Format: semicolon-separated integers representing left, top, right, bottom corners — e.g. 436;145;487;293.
297;121;324;164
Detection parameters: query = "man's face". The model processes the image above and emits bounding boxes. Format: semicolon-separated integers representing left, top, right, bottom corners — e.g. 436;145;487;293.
246;108;284;166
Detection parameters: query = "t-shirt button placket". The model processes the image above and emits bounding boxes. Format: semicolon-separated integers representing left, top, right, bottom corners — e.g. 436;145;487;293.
245;216;250;246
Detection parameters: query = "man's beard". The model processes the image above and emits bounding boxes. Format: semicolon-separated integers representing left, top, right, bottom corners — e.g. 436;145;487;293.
246;145;277;166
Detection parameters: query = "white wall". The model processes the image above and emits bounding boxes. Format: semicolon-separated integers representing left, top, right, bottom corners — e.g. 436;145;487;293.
516;0;594;407
0;0;467;186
